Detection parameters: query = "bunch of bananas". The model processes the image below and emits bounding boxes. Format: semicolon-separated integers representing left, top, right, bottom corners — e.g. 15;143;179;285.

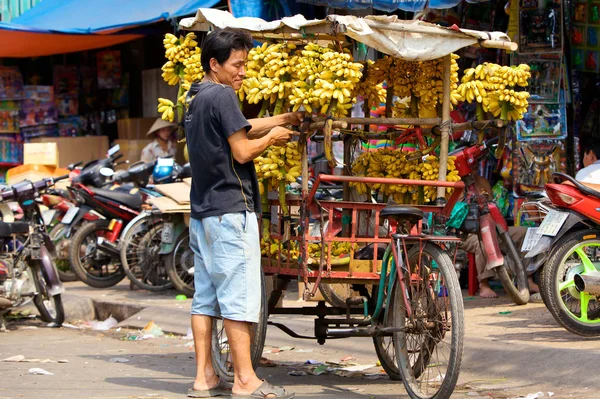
355;60;387;109
454;63;531;121
416;155;459;202
261;237;300;259
157;98;175;123
308;241;355;260
161;33;199;86
240;42;295;110
254;142;302;194
158;32;202;124
351;151;459;203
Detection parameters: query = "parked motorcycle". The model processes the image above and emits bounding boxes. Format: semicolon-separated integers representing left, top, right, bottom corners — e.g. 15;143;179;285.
530;172;600;336
0;174;69;330
450;133;530;304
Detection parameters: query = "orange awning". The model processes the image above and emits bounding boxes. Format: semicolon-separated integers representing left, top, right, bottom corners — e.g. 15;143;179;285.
0;29;143;58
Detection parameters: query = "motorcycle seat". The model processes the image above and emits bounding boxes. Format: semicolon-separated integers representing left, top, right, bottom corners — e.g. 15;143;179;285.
553;173;600;200
90;187;143;210
380;205;424;225
0;221;29;237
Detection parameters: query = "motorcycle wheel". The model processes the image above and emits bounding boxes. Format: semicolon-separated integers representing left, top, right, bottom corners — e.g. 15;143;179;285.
495;230;530;305
120;217;171;292
49;223;78;282
541;229;600;337
69;220;125;288
31;263;65;326
165;230;194;298
211;271;267;383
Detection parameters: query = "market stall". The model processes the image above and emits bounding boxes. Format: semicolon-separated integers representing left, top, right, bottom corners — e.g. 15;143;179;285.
154;9;523;398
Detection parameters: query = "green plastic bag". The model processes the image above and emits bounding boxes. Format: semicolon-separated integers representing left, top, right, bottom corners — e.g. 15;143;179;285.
446;201;469;229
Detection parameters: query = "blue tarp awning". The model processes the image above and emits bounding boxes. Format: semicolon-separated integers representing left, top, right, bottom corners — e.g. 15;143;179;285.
11;0;220;33
296;0;489;13
0;0;219;57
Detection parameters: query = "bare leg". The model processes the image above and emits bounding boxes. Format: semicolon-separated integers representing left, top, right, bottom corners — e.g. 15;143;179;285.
479;278;498;298
528;276;539;293
224;319;263;395
191;315;220;391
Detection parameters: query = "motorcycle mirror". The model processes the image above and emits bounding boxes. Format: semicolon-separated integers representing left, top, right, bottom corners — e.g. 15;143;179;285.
100;167;115;177
108;144;121;157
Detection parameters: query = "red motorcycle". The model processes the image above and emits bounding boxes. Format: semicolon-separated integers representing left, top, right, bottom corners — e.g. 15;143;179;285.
532;173;600;336
450;135;530;304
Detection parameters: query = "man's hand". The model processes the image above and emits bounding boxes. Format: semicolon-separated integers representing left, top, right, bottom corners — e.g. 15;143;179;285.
285;112;305;126
270;126;298;146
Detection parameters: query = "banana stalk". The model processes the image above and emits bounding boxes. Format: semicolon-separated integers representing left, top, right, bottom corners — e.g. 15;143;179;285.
273;96;291;242
500;102;509;121
475;103;485;121
257;100;269;118
324;100;338;169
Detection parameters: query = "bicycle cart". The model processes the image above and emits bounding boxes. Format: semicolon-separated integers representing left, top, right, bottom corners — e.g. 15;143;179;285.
173;10;518;399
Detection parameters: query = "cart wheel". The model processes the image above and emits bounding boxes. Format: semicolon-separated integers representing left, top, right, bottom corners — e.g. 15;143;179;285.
392;244;464;399
372;282;401;380
211;271;268;383
318;283;352;307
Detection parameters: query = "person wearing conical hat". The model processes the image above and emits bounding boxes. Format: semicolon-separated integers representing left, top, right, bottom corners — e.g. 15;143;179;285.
140;118;177;163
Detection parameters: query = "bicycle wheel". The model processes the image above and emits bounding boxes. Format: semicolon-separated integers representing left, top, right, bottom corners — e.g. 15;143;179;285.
392;243;464;399
211;271;268;383
69;220;125;288
541;230;600;337
495;230;529;305
165;230;195;297
373;281;402;380
49;223;78;282
120;215;171;291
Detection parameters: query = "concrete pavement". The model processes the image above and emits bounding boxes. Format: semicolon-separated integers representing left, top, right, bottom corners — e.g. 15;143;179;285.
2;280;599;398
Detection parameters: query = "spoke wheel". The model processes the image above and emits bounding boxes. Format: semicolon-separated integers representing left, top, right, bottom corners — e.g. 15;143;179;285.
392;244;464;399
32;264;64;326
373;279;401;380
211;272;268;383
541;230;600;337
69;220;125;288
121;216;171;291
165;231;195;298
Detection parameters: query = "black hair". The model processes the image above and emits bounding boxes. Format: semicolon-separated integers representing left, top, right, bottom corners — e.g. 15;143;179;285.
201;28;253;73
581;139;600;160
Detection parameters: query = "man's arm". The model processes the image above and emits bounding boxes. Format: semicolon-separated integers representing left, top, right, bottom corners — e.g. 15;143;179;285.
247;112;303;139
228;126;296;164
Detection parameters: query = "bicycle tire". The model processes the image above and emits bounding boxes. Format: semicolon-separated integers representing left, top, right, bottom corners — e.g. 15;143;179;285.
541;230;600;337
495;230;529;305
372;280;402;381
165;230;195;298
120;215;171;292
211;271;268;383
69;220;125;288
392;243;464;399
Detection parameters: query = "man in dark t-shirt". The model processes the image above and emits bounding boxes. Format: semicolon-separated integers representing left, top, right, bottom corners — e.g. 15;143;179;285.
184;29;299;399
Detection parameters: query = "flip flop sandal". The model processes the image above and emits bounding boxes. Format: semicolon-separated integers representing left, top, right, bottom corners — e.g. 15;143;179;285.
232;380;295;398
187;379;233;398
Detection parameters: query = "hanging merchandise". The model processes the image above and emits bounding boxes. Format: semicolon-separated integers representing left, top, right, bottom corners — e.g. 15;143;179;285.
519;0;563;54
513;139;566;195
97;50;122;90
516;99;567;140
572;0;600;72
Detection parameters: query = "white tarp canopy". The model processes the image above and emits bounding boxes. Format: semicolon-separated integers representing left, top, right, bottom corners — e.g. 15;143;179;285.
179;8;515;61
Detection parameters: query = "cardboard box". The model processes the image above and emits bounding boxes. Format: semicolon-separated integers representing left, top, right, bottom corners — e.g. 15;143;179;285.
114;139;152;170
6;164;70;185
30;136;109;168
117;117;157;140
23;143;59;166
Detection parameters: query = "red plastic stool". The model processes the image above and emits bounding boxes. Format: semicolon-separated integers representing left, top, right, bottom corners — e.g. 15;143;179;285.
468;253;479;296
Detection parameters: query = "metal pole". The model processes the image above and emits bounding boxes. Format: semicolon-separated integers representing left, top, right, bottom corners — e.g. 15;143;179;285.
436;54;452;201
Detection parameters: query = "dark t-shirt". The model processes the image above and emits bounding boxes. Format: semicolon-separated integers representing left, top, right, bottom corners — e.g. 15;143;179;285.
185;81;260;219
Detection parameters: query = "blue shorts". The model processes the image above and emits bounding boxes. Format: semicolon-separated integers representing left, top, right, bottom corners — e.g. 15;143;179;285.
189;211;261;323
